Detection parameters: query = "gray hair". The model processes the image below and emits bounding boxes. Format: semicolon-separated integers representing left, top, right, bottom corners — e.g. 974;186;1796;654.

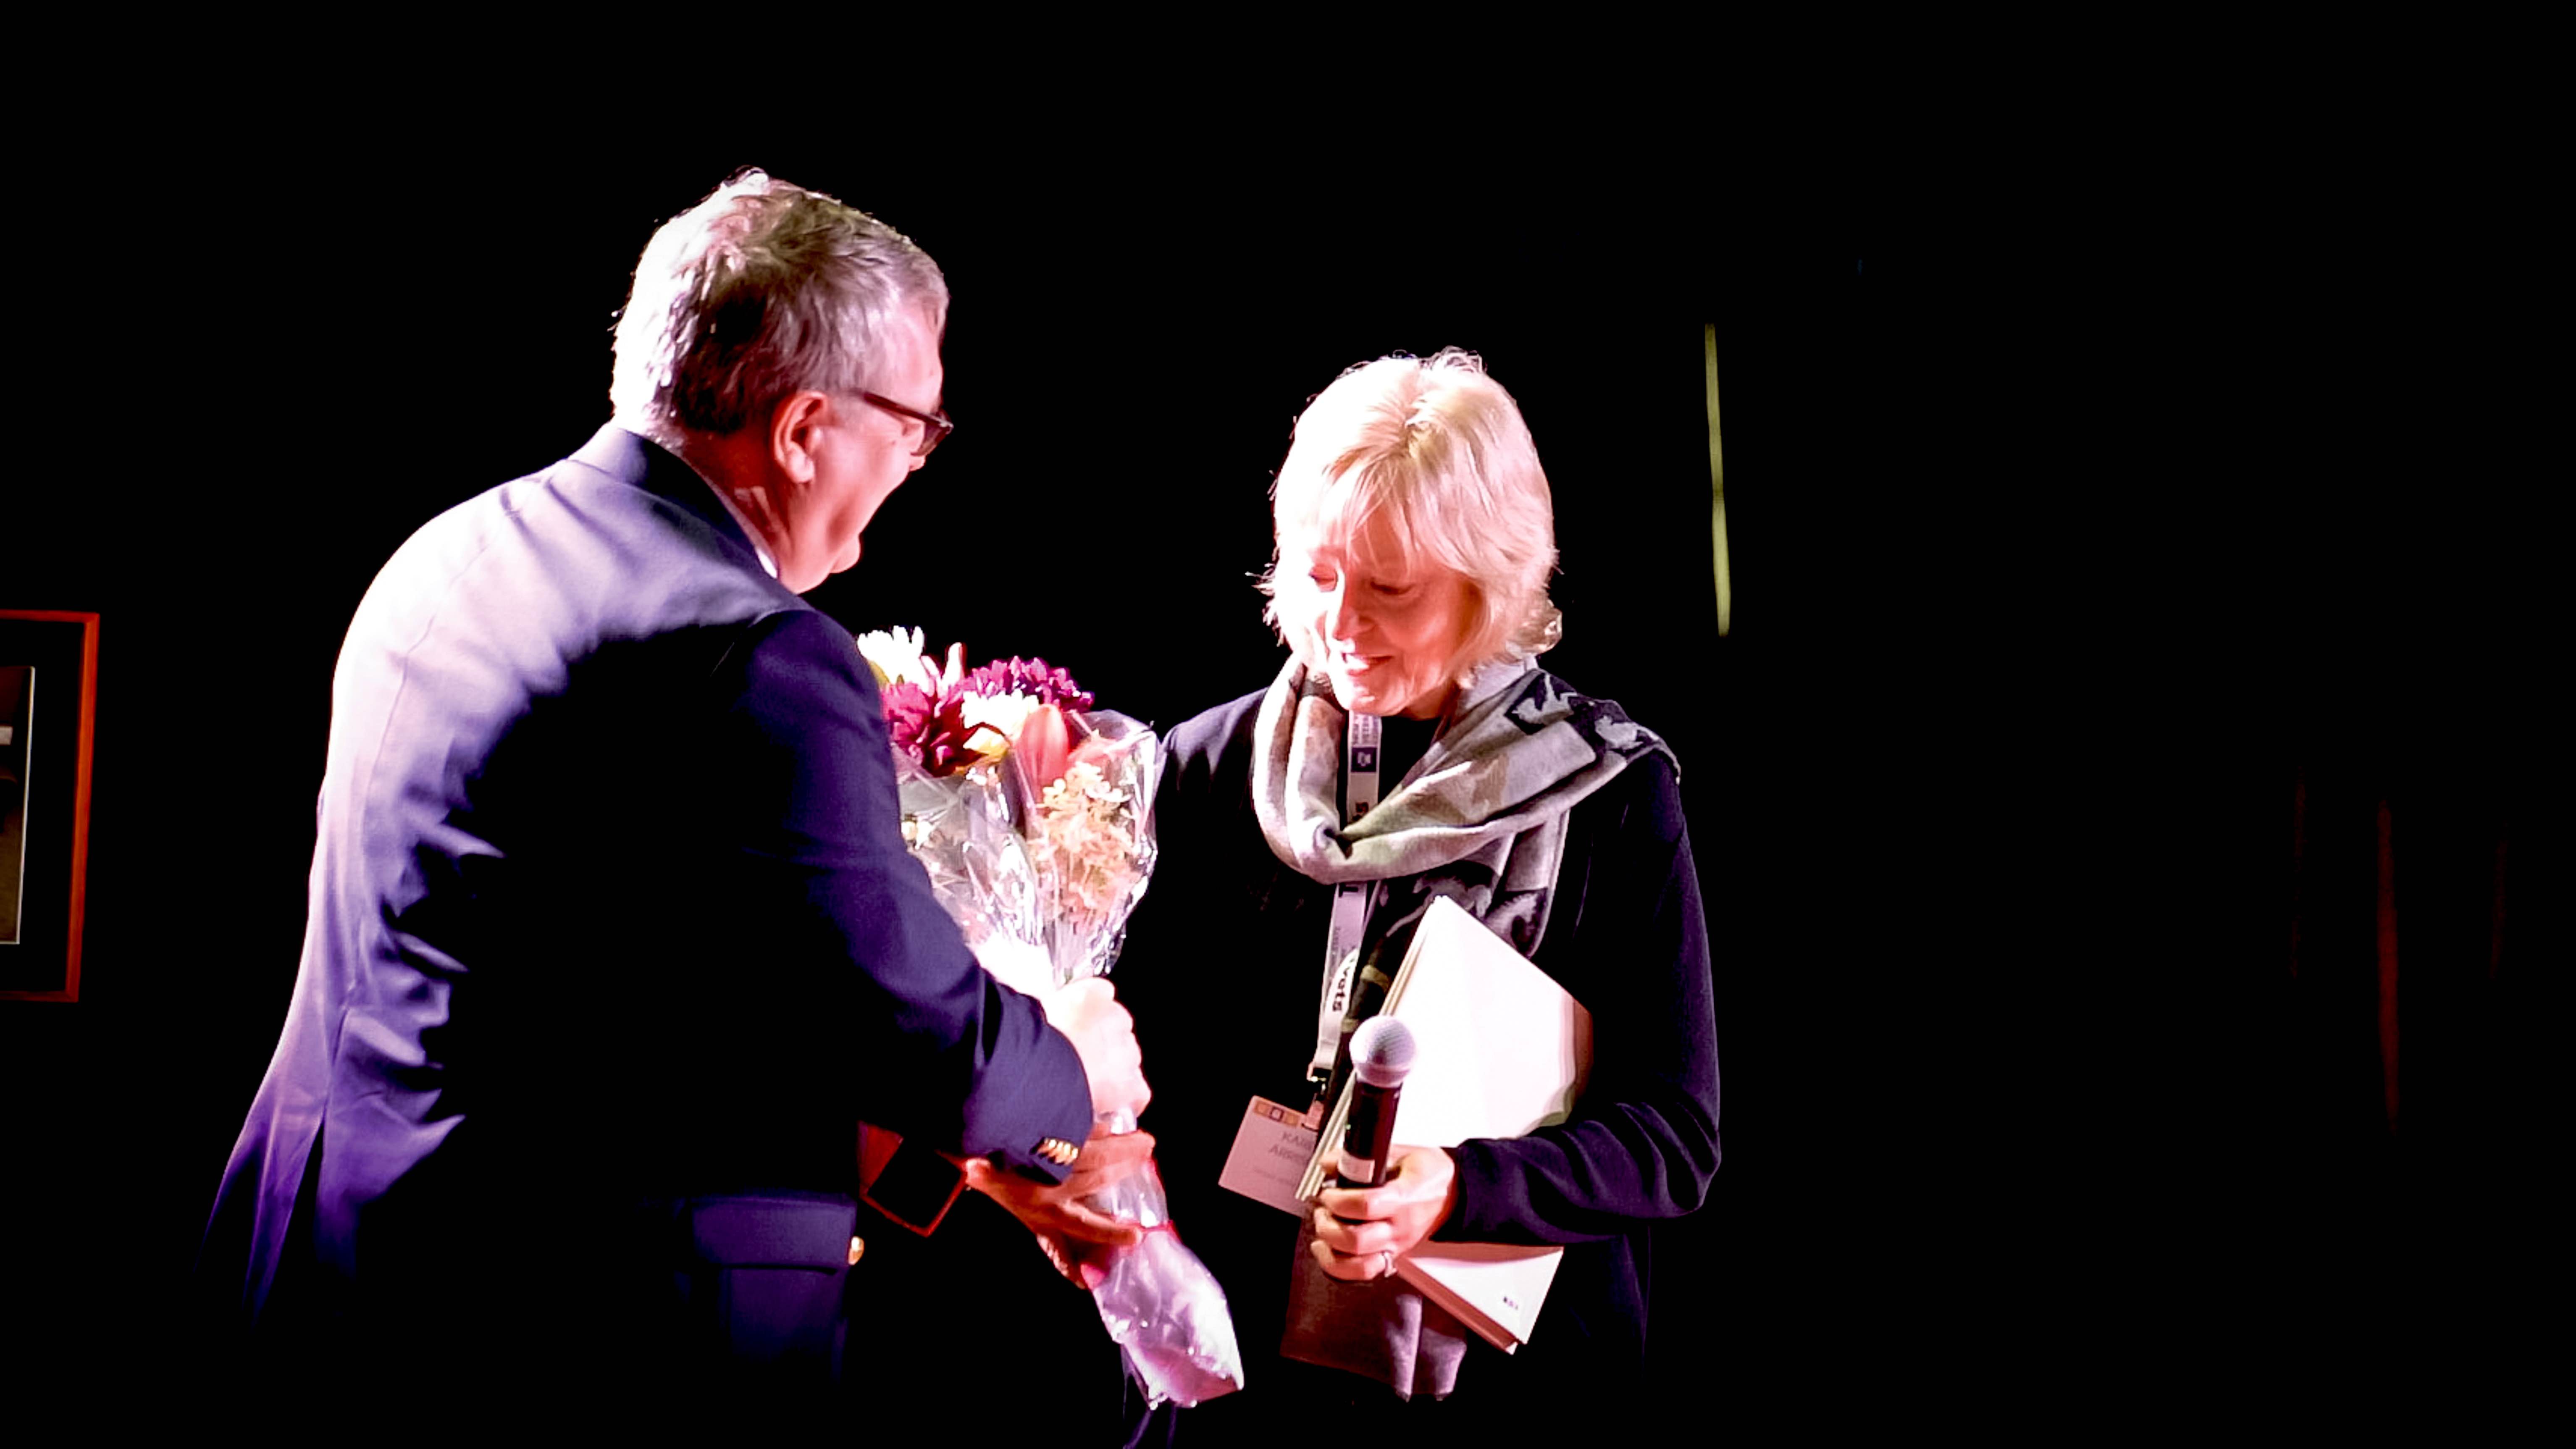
610;170;948;447
1262;349;1562;681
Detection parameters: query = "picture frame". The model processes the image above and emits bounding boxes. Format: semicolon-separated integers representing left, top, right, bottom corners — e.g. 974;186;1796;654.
1;610;98;1003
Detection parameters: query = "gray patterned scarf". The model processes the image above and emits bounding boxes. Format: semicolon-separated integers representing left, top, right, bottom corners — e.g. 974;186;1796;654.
1254;656;1671;1398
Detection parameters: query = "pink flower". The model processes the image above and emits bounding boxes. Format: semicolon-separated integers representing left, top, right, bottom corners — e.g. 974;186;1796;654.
882;675;1007;777
964;656;1094;711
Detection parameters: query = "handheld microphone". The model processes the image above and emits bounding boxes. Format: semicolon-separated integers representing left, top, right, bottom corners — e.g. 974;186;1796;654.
1337;1016;1418;1189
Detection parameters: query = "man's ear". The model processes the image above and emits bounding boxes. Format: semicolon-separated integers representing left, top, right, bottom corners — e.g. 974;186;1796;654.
768;390;835;484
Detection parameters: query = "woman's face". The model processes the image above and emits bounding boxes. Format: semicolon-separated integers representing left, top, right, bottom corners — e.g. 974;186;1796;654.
1288;509;1478;721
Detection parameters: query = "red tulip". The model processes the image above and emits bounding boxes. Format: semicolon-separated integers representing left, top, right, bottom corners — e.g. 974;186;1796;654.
1016;704;1073;794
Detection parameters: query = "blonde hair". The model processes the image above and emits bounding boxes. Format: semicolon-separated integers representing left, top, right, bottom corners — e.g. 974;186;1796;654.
610;170;948;447
1261;349;1560;681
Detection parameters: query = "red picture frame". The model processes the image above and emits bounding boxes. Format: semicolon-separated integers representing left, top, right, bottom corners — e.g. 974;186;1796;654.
1;610;97;1003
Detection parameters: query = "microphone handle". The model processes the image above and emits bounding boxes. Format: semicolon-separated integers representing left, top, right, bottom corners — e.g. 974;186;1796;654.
1338;1079;1402;1189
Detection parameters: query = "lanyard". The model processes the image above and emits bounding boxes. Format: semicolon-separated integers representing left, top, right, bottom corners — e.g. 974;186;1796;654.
1309;711;1381;1086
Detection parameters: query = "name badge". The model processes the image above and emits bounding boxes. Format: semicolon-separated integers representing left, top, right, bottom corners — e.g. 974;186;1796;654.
1218;1095;1324;1218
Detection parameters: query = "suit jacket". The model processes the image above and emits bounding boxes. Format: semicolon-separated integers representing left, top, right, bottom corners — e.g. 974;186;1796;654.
200;425;1090;1383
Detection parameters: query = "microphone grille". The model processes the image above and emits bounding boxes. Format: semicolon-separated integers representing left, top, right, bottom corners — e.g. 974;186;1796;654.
1351;1016;1418;1088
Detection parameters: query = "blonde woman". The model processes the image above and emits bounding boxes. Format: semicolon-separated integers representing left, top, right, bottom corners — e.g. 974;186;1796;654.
993;350;1721;1441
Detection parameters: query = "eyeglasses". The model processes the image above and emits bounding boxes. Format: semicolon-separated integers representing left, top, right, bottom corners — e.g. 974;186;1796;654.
859;392;954;457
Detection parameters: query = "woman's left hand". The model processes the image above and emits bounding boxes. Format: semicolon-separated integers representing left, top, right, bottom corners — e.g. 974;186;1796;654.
1309;1146;1460;1281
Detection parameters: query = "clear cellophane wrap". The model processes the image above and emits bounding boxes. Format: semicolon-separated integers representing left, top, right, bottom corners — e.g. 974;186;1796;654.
892;704;1243;1407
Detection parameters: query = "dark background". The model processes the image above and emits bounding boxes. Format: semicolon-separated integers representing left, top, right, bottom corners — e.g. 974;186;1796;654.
1;117;2551;1424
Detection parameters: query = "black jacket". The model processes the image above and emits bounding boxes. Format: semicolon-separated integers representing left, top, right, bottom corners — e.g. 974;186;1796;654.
1121;682;1720;1428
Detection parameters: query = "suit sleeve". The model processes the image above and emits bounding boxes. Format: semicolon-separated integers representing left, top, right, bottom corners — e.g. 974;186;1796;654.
1436;752;1723;1241
705;607;1094;1181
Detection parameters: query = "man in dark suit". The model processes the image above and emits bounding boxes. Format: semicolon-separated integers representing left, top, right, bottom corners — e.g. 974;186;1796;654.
199;171;1145;1399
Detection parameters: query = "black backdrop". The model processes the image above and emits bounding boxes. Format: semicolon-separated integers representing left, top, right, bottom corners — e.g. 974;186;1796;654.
2;123;2549;1424
0;136;1821;1406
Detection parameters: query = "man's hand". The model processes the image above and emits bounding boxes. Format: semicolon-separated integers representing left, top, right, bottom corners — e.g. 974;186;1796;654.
1044;977;1150;1118
963;1123;1157;1289
1309;1146;1459;1282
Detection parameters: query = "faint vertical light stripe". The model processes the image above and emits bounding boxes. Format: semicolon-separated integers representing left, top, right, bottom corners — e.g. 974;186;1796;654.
1704;323;1731;637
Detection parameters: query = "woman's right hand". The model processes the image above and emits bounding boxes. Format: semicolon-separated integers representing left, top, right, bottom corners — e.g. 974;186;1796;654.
1310;1145;1459;1281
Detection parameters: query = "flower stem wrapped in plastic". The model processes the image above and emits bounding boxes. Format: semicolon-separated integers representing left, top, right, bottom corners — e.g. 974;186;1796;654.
1082;1109;1244;1408
857;627;1243;1407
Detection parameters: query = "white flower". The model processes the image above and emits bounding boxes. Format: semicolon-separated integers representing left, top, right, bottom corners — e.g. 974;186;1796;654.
958;689;1040;753
855;626;939;693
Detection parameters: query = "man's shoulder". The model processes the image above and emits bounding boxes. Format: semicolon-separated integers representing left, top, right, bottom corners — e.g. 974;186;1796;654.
389;439;667;560
488;435;737;560
365;432;791;648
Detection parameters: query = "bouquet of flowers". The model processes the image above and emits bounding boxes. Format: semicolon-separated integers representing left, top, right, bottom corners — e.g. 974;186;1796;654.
856;626;1243;1408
